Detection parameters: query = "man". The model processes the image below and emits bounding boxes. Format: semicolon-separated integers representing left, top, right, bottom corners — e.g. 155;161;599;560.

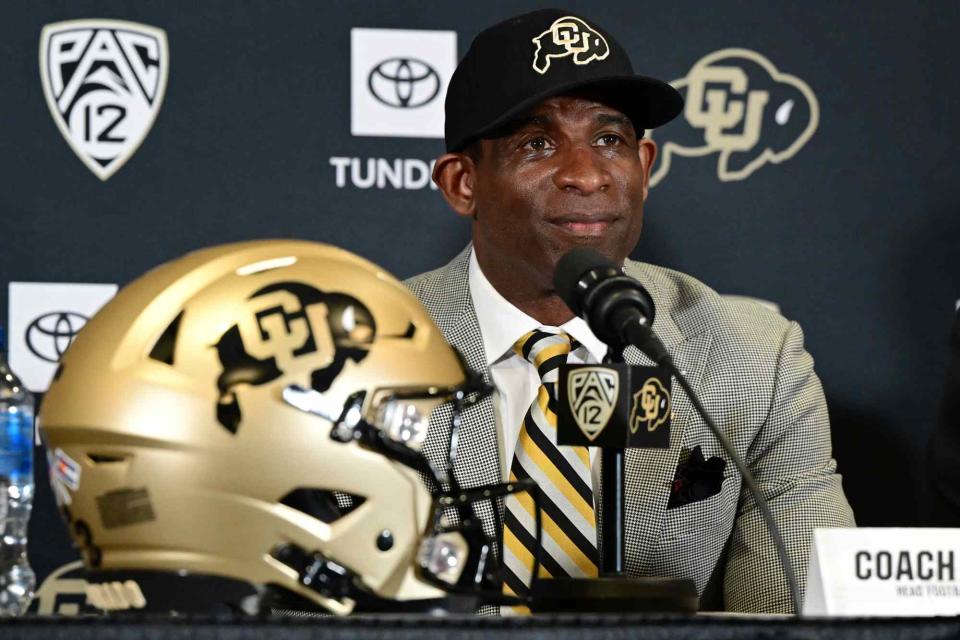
404;9;854;613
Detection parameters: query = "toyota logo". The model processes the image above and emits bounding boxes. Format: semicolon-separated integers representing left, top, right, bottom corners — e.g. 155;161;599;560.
25;312;88;363
367;58;441;109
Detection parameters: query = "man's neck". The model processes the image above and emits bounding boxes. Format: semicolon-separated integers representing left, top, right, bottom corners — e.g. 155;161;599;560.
474;252;575;327
509;294;575;327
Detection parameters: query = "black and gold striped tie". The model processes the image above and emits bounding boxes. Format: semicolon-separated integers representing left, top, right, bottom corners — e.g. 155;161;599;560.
502;329;598;604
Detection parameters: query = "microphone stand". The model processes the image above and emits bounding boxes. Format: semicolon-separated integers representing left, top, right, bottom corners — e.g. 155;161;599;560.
600;347;626;575
529;343;698;614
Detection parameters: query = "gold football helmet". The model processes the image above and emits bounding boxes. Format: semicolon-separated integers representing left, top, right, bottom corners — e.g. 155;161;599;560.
39;240;535;614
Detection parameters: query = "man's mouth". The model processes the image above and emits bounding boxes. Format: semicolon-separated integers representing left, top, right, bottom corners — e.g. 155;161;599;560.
549;214;620;237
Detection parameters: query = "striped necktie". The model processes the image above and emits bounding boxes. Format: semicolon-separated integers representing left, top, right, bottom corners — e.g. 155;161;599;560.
501;328;599;603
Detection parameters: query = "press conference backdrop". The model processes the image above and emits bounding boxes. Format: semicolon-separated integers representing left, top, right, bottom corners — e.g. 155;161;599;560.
1;0;958;610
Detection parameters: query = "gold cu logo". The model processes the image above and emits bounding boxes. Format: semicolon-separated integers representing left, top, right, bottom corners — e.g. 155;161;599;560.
531;16;609;75
629;377;670;434
650;48;819;186
236;290;335;374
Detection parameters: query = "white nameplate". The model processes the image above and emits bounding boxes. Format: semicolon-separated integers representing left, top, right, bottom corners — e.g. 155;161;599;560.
803;528;960;617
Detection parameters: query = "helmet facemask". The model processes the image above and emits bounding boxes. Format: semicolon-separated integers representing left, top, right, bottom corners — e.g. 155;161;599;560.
281;356;546;613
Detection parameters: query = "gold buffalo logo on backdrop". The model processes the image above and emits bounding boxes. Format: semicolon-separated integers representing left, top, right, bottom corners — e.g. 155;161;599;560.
567;367;619;441
629;377;671;434
532;16;609;75
650;48;819;186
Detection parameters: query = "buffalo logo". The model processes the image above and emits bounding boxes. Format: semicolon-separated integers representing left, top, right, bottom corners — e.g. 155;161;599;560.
39;19;169;181
650;48;819;186
25;311;88;363
214;282;376;434
629;377;671;434
531;16;609;75
368;57;441;108
567;367;619;441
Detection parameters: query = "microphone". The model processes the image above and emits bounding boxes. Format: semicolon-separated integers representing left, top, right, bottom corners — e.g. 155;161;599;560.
553;247;802;613
553;248;669;364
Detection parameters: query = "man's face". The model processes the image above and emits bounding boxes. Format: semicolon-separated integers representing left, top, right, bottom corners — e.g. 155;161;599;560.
466;94;656;291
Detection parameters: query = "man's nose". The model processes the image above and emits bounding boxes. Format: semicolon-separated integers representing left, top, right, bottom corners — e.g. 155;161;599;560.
552;146;612;194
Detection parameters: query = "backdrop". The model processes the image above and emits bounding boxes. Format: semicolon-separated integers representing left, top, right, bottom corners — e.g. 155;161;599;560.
1;1;958;610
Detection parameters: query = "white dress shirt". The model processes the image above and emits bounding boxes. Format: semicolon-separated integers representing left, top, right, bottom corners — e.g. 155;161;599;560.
467;248;609;481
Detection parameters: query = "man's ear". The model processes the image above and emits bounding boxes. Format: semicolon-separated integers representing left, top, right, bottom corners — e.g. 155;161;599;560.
433;153;477;219
638;138;658;201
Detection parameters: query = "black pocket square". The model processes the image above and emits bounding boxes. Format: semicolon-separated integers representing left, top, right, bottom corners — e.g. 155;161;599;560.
667;445;726;510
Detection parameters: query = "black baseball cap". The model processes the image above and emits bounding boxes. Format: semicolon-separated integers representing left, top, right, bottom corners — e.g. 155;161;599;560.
444;9;683;152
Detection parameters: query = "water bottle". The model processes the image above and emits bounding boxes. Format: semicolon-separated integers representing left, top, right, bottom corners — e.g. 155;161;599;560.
0;327;36;615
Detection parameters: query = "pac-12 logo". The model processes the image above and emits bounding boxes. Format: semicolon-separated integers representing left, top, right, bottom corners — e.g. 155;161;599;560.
39;20;169;181
567;367;619;441
651;48;818;186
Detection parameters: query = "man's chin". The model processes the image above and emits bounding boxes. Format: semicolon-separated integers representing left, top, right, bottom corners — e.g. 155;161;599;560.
560;230;625;251
547;235;629;271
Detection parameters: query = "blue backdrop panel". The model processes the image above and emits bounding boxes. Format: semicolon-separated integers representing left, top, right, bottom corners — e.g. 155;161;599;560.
1;1;958;591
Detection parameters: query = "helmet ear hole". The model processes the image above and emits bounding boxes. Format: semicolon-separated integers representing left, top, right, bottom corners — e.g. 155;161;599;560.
148;311;183;365
279;489;366;524
86;452;130;465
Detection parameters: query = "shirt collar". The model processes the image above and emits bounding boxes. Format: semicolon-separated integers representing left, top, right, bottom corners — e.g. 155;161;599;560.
467;248;609;366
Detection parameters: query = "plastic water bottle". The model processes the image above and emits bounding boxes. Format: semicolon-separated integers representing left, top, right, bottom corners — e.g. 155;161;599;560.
0;327;35;615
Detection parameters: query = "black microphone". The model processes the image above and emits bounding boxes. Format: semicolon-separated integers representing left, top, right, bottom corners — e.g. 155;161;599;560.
554;247;802;614
553;248;669;364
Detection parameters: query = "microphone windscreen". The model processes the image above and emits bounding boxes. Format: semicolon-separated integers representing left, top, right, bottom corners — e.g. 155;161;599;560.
553;247;616;314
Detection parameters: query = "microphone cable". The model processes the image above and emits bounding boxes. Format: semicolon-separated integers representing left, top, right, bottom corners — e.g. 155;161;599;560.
657;347;802;614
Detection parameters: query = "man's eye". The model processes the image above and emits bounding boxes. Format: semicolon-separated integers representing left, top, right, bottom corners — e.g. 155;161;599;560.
522;137;551;152
596;134;623;146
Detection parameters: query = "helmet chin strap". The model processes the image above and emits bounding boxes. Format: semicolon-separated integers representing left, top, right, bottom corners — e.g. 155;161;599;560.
268;543;479;615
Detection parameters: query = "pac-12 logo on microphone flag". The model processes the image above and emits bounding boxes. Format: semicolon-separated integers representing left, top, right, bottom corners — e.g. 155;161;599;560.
39;20;169;181
567;367;619;441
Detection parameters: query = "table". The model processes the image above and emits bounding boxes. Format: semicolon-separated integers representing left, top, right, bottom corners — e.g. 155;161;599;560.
0;614;958;640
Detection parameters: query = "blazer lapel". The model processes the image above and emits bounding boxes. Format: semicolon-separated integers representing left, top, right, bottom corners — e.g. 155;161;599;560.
609;261;714;574
416;247;502;539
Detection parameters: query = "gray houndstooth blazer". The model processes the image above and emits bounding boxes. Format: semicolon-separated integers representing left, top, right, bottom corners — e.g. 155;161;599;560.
404;245;855;613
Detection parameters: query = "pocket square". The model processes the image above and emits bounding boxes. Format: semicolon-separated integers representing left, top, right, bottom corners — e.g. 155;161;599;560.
667;445;726;510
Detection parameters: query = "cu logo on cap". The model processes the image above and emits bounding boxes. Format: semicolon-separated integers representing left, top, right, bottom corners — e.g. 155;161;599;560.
531;16;609;75
367;57;441;108
25;312;88;363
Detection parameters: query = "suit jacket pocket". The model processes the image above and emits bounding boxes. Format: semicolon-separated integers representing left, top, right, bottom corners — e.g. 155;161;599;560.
659;479;737;543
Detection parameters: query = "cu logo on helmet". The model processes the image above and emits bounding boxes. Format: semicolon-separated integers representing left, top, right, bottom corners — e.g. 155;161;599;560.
367;57;441;108
25;312;88;363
